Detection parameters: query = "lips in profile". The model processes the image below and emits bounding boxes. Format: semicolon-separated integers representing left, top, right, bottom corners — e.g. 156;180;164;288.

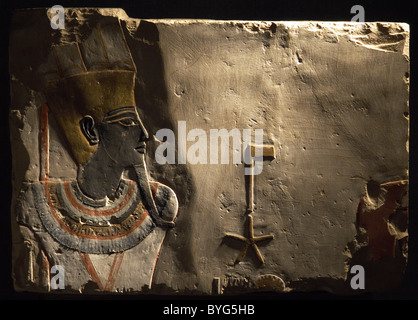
135;142;146;153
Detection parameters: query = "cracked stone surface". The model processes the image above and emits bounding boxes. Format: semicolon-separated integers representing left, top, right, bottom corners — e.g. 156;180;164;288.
10;8;409;295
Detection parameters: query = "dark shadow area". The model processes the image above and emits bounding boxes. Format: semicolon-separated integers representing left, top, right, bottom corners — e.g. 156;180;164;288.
121;19;197;278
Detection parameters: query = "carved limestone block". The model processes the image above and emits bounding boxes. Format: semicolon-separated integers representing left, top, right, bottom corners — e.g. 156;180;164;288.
10;8;409;295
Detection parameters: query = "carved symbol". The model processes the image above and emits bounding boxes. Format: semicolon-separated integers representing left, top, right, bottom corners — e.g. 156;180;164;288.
225;214;274;264
255;274;285;292
225;143;275;265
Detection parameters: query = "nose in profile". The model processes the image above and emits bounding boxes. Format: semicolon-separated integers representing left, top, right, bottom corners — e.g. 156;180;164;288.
137;117;149;142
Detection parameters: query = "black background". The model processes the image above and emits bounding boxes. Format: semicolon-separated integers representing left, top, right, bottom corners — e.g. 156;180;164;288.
1;0;417;309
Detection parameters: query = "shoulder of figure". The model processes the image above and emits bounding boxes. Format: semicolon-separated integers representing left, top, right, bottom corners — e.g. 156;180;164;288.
149;182;179;222
15;181;47;227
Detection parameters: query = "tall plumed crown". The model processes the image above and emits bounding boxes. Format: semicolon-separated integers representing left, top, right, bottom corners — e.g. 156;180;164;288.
39;19;137;165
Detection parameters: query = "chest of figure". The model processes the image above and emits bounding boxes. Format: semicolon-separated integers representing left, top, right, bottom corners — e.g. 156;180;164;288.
31;179;167;292
36;179;156;254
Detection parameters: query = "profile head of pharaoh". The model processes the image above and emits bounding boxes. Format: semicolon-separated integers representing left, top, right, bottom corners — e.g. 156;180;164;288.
18;21;177;261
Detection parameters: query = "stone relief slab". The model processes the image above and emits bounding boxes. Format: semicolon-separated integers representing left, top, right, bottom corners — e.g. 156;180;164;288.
9;8;409;295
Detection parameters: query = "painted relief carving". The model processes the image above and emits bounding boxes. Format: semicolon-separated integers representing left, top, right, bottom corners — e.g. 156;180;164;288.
10;8;410;296
14;20;178;292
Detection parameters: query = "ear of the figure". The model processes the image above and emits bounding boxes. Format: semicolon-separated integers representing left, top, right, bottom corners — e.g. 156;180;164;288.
80;115;99;145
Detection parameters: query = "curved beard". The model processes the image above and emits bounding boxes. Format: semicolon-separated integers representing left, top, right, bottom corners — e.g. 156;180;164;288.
133;153;175;228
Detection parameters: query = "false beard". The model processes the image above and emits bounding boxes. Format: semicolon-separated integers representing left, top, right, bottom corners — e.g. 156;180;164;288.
133;153;175;228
